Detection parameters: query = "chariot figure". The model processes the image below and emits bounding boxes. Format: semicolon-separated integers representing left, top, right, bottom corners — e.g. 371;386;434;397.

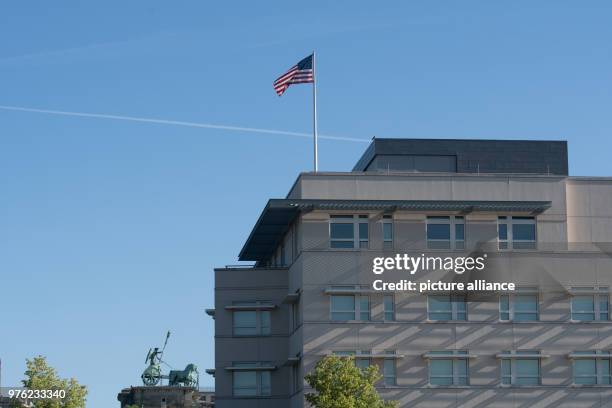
140;331;199;388
141;332;170;386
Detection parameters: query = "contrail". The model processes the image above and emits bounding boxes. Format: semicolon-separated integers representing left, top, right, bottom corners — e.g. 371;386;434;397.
0;105;369;143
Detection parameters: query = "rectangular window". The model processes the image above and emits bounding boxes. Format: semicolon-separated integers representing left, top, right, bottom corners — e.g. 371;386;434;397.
500;351;540;385
382;215;394;250
428;351;469;386
330;219;354;248
334;351;356;357
500;290;539;321
291;302;299;331
427;216;465;250
330;294;370;321
292;223;299;260
428;295;467;321
359;296;370;321
232;302;272;336
498;216;536;250
292;363;301;393
233;311;257;335
384;295;395;321
356;350;371;371
383;351;397;386
571;287;609;321
334;350;371;370
335;350;396;384
454;219;465;250
261;310;271;334
233;371;257;396
330;215;369;249
280;244;286;266
331;295;355;321
232;364;271;396
498;218;508;250
358;215;369;248
573;352;612;385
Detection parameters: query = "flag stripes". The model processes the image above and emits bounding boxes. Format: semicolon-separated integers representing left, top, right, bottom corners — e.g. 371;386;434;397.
273;54;314;96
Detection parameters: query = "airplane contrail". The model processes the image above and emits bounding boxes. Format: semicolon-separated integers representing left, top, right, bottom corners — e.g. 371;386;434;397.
0;105;369;143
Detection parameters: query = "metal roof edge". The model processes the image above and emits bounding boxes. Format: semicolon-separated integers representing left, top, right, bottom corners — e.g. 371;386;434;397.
238;199;278;260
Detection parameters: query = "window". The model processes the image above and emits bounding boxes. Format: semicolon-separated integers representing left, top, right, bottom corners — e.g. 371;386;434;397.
291;302;300;331
454;218;465;250
292;223;299;260
330;215;354;248
359;296;370;321
573;351;612;385
334;350;370;370
292;363;301;393
334;350;396;385
383;351;397;386
384;295;395;321
428;295;467;321
232;302;272;336
428;351;469;386
331;295;354;321
334;351;356;357
500;351;541;385
232;363;271;396
356;350;371;370
571;287;609;321
427;216;465;250
500;290;539;321
330;294;370;321
382;215;394;250
498;216;536;250
280;244;286;266
330;215;369;249
358;216;369;248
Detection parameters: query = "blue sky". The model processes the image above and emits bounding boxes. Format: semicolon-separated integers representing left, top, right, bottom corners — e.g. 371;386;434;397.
1;1;611;407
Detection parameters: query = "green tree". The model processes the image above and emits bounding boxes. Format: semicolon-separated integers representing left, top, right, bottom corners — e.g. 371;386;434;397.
305;355;398;408
20;356;87;408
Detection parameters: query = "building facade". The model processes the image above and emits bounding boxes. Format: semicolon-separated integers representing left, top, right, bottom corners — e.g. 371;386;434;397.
209;139;612;407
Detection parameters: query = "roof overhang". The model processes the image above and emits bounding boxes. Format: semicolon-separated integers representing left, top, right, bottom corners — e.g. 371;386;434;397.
238;199;552;262
238;199;302;262
224;304;277;311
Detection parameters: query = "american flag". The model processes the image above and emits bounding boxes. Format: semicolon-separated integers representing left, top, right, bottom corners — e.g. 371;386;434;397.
273;54;314;96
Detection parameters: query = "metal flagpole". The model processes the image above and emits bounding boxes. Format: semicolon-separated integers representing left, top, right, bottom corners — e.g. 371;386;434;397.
312;51;318;172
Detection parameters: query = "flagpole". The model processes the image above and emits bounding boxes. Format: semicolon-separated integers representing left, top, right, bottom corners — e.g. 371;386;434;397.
312;51;318;172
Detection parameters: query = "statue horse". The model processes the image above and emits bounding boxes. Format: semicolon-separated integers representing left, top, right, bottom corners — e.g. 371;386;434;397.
168;363;199;387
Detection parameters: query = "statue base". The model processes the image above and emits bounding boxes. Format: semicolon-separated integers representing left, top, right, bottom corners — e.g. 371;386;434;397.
117;386;214;408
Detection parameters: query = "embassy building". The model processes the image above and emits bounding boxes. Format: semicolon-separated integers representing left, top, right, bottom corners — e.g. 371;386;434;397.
207;138;612;408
